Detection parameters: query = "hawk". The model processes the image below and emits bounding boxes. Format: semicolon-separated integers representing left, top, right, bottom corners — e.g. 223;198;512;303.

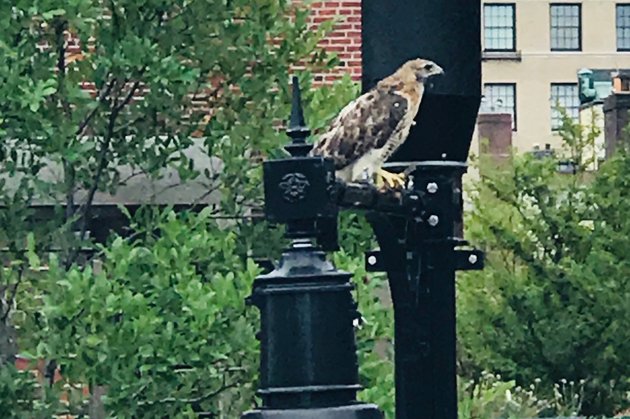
310;58;444;188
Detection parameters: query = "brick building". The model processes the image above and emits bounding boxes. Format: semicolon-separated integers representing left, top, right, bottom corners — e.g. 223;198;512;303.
309;1;362;83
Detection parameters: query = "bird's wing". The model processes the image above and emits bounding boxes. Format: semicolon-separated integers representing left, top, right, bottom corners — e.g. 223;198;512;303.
310;87;409;170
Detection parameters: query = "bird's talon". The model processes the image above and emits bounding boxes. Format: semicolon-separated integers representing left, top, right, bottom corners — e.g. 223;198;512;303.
376;169;406;190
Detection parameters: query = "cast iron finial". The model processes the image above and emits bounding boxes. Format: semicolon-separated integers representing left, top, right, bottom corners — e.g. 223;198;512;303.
285;76;312;157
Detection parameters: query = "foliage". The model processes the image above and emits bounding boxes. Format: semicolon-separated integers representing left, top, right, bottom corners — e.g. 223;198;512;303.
334;212;395;418
0;0;339;256
458;371;590;419
332;207;593;419
8;1;620;418
458;371;549;419
0;362;63;418
458;109;630;415
0;0;360;416
550;378;586;417
30;208;260;417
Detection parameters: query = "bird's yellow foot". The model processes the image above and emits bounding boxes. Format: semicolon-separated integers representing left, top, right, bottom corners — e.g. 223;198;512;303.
375;169;406;190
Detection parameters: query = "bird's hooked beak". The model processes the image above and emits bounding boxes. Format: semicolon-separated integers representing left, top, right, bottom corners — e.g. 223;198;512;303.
416;62;445;83
419;63;444;90
426;63;444;79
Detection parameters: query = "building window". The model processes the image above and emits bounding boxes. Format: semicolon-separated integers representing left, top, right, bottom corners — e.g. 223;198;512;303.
483;4;516;51
483;83;517;130
550;83;580;130
617;5;630;51
550;4;581;51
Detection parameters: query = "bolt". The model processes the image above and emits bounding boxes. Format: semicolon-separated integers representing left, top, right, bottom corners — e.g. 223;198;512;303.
426;182;438;194
367;255;377;266
418;341;431;356
468;254;478;264
428;215;439;226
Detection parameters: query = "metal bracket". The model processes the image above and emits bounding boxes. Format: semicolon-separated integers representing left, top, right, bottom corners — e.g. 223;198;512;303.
366;248;484;272
454;249;484;271
365;250;388;272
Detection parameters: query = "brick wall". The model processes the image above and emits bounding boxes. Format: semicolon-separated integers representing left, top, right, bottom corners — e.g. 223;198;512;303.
63;2;362;91
309;1;362;84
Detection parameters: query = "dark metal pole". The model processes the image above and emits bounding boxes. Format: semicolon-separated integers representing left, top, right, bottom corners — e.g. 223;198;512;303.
366;162;482;419
361;1;482;418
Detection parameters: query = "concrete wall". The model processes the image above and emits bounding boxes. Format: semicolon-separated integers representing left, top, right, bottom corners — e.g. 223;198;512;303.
1;138;224;207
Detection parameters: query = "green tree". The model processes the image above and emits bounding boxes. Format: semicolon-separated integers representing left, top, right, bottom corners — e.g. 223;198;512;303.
0;362;63;419
458;110;630;415
0;0;364;416
334;212;395;417
37;208;261;416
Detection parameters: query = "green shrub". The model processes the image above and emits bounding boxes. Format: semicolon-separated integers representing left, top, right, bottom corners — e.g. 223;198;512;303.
458;110;630;415
0;362;63;418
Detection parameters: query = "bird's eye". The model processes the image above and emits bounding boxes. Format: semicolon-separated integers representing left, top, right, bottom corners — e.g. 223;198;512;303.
424;63;433;70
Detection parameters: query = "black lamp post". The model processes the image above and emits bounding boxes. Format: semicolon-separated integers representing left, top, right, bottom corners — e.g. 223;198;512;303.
365;163;483;419
241;77;383;419
362;1;483;418
244;1;483;416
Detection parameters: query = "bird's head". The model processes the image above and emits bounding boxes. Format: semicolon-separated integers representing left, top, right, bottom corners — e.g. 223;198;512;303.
403;58;444;83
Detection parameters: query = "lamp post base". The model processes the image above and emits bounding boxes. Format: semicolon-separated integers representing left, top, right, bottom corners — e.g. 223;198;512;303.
242;404;383;419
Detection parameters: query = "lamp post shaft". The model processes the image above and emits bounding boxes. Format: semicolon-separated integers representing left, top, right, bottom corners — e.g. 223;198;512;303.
241;78;383;419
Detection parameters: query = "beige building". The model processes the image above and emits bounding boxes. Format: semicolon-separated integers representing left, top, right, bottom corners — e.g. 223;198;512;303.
480;0;630;151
